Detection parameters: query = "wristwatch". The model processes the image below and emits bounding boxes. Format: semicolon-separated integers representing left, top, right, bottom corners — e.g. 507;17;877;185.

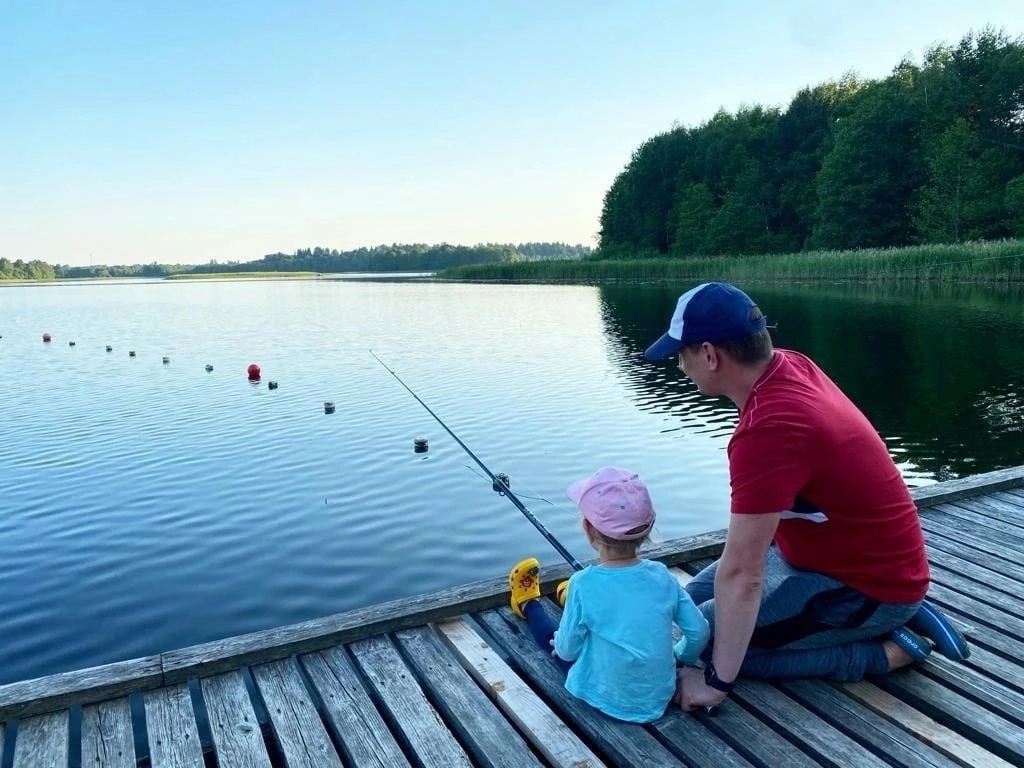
703;661;735;693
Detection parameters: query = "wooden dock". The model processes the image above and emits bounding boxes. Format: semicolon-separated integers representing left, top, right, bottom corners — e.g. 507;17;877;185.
2;466;1023;767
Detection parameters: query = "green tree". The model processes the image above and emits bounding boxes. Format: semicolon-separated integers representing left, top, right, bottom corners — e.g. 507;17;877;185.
668;182;714;255
913;118;980;241
1007;174;1024;236
811;65;927;249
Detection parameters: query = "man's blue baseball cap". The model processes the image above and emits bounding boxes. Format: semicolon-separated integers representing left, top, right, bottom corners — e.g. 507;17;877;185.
644;282;766;361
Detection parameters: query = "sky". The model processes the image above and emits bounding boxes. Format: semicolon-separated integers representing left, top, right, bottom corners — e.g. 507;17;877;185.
2;1;1022;267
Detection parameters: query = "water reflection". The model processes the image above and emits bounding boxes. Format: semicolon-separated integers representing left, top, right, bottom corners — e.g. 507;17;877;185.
598;280;1024;482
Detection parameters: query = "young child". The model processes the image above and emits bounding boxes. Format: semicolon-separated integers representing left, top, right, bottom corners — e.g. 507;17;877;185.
509;466;710;723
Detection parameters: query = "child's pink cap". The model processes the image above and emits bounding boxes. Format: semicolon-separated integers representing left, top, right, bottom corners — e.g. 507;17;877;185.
566;466;656;541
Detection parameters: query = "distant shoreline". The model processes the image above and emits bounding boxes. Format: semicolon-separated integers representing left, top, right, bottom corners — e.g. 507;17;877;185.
6;240;1023;285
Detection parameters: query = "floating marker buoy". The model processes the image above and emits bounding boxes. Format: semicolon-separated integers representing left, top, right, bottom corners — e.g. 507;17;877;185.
324;401;336;414
69;341;76;346
129;351;136;357
42;333;52;343
413;438;428;453
247;363;261;381
205;364;214;372
268;381;278;390
162;356;170;364
493;472;511;493
106;345;113;352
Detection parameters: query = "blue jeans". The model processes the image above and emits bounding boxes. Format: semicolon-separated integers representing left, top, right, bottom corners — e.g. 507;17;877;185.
685;547;921;681
523;601;573;673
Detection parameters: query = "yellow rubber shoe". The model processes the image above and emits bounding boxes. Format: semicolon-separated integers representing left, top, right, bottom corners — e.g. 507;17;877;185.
509;557;541;619
555;579;569;608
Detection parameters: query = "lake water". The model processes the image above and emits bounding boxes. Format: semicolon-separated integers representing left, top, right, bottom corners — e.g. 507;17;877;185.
1;277;1022;684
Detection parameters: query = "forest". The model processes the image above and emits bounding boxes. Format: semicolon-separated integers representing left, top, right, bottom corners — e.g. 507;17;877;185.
0;258;55;280
40;242;591;280
598;29;1024;257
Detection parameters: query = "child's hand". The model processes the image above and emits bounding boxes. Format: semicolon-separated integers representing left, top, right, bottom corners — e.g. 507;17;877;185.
549;637;559;659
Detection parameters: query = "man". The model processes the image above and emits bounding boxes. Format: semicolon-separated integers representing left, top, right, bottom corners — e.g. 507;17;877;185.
645;282;968;711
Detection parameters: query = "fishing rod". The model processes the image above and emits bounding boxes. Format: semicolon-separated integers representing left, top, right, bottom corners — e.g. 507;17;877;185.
370;350;583;571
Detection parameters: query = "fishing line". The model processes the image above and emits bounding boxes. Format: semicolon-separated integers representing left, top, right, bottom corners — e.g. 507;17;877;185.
370;349;583;571
462;465;556;505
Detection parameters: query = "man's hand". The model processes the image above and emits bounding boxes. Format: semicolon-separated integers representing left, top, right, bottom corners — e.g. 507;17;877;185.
677;666;728;711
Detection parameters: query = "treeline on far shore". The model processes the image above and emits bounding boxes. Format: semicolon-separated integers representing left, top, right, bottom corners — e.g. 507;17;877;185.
438;239;1024;284
3;242;591;281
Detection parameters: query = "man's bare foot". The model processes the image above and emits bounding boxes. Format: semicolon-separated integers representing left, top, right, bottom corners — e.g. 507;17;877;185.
883;639;916;671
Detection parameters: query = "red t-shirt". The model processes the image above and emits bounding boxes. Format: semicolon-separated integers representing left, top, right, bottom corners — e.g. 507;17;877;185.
729;349;929;604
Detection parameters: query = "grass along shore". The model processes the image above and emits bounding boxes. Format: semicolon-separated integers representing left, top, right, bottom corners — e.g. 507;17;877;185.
438;239;1024;283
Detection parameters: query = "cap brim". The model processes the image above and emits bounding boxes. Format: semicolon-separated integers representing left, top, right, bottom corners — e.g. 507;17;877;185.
565;477;588;504
644;332;683;361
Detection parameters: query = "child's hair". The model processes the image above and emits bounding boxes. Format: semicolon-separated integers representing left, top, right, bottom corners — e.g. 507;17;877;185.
587;525;649;556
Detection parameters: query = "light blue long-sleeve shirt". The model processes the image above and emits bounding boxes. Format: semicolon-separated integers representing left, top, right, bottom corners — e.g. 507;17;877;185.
553;559;710;723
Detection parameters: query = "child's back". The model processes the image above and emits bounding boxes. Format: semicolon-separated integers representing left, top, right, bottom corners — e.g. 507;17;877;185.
557;559;706;722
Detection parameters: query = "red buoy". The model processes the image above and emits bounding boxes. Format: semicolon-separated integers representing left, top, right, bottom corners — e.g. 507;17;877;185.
247;363;261;381
42;333;52;342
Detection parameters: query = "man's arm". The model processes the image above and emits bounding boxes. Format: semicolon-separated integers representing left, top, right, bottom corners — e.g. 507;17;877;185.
681;511;781;709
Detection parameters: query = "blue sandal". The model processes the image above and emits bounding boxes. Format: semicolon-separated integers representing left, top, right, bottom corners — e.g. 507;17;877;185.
908;601;970;661
888;626;932;663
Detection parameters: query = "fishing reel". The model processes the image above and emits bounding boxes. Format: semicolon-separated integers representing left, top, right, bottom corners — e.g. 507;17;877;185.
492;472;511;495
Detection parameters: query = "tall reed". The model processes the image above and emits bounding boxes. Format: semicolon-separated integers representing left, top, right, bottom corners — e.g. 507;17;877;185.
439;240;1024;283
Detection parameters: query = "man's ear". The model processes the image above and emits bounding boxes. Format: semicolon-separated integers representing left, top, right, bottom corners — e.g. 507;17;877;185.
702;342;721;370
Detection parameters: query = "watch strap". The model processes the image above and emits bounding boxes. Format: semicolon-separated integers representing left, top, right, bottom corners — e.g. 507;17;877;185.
703;661;735;693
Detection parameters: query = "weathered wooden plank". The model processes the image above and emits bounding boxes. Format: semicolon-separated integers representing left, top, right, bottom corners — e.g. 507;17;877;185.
927;581;1024;650
736;680;884;767
476;606;687;767
780;679;961;768
81;697;136;767
144;683;204;767
0;655;163;721
911;466;1024;508
930;563;1024;619
394;625;543;768
655;710;761;768
251;658;342;768
200;672;271;768
950;497;1024;530
963;493;1024;516
876;670;1024;765
921;517;1023;568
349;635;472;767
926;544;1024;598
842;681;1015;768
12;710;68;768
300;646;411;768
920;653;1024;725
932;503;1024;543
999;487;1024;504
436;618;606;768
